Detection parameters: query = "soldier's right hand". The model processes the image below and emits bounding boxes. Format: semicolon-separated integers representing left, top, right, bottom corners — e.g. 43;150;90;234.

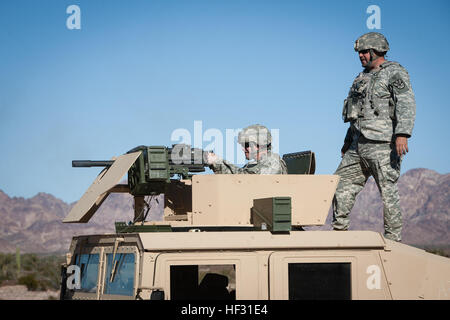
206;152;219;165
395;136;409;157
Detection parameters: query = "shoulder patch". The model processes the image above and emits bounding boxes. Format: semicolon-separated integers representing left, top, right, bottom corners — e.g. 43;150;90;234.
393;78;406;90
389;73;409;94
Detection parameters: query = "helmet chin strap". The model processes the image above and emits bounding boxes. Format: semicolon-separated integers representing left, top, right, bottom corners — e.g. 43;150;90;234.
366;49;381;69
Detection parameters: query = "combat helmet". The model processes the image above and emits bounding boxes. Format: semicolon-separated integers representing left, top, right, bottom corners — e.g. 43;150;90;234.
354;32;389;53
238;124;272;147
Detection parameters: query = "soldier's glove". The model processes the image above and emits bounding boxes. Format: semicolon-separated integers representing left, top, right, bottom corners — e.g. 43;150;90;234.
206;152;220;165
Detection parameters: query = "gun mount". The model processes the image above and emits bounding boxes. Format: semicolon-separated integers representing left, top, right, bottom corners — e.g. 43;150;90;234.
72;144;209;194
65;144;211;223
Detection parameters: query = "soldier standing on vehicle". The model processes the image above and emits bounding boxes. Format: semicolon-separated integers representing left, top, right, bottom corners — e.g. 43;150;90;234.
206;124;288;174
332;32;416;242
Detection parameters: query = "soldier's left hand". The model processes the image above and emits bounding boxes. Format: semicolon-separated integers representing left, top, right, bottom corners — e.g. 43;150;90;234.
395;136;409;156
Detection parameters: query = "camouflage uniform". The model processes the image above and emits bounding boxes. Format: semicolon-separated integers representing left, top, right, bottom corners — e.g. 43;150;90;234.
210;152;288;174
209;124;288;175
332;33;416;242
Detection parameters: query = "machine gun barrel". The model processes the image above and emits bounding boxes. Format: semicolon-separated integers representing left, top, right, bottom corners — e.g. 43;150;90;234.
72;144;211;197
72;160;115;167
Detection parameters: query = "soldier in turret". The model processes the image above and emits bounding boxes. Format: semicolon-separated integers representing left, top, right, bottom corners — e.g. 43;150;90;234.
206;124;288;174
332;32;416;242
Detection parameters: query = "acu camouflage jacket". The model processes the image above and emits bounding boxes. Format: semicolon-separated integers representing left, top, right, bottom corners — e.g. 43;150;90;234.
210;152;288;174
342;61;416;143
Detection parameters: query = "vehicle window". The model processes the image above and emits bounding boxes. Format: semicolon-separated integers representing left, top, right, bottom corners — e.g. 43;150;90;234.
74;254;99;293
104;253;135;296
288;263;351;300
170;264;236;300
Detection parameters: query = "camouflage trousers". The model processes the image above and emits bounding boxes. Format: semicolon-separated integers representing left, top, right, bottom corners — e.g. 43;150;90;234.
332;136;403;241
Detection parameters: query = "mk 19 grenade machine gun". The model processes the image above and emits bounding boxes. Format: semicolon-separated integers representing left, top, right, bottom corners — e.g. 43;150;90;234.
72;144;209;193
67;144;213;225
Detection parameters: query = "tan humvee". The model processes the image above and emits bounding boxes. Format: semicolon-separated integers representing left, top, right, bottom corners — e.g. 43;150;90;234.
60;151;450;300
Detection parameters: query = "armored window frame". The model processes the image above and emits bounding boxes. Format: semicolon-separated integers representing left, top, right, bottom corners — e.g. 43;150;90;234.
73;253;100;294
100;245;139;300
170;264;236;300
70;246;103;300
153;252;262;300
288;262;352;300
269;252;356;300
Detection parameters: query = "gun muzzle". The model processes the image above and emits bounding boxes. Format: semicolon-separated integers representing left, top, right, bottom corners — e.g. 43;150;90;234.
72;160;114;167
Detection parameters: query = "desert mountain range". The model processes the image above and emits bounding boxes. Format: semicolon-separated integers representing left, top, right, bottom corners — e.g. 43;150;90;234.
0;168;448;254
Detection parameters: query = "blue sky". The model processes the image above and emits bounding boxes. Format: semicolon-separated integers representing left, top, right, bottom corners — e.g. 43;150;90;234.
0;0;449;203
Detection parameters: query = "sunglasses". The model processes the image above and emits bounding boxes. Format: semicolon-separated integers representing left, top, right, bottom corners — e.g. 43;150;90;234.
243;142;257;149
